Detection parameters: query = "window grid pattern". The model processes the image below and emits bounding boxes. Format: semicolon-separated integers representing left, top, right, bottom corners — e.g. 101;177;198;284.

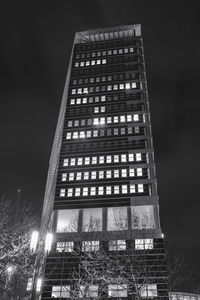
51;286;70;298
70;81;138;95
56;241;74;252
82;241;99;252
135;239;154;250
61;167;145;182
62;153;144;167
74;46;135;61
67;113;144;128
109;240;126;251
59;183;147;198
65;126;145;140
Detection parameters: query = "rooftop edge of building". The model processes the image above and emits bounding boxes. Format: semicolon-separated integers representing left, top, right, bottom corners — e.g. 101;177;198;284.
74;24;141;44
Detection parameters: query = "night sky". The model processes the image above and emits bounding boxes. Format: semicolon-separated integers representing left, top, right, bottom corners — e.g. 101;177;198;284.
1;0;200;289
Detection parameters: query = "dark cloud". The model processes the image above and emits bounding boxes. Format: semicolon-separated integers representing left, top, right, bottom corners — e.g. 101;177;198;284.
1;0;200;289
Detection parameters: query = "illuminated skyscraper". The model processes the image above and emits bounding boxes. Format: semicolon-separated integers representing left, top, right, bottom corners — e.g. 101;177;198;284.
32;24;169;299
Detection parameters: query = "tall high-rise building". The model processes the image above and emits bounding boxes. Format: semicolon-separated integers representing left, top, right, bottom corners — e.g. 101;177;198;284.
32;24;169;299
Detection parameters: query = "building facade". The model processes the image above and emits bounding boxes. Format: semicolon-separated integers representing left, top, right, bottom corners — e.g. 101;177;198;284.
32;24;169;299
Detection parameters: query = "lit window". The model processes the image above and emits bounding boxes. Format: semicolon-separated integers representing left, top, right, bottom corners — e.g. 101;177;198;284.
80;61;84;67
129;47;134;53
121;169;127;177
56;209;79;232
102;59;106;64
138;184;144;193
108;285;127;298
124;48;128;53
107;85;112;91
114;170;119;178
107;117;112;124
136;153;142;161
97;59;101;65
85;61;90;66
69;173;74;181
137;168;143;176
94;107;99;113
62;173;67;181
51;286;70;298
108;50;112;55
121;154;127;162
93;130;98;137
106;186;112;195
83;187;88;196
119;49;123;54
113;84;118;90
92;156;97;164
114;185;119;194
83;87;88;94
75;62;79;68
101;106;105;113
70;99;75;105
125;82;131;89
127;115;132;122
71;89;76;95
122;185;127;194
85;157;90;165
135;127;140;134
130;184;136;193
107;207;128;231
119;84;124;90
101;95;106;102
114;155;119;163
67;188;73;197
84;172;89;180
114;116;118;123
135;239;154;250
86;131;91;137
106;155;112;163
83;97;87;104
75;188;81;196
79;285;98;298
133;114;139;121
129;169;135;177
100;117;105;125
106;170;112;178
102;51;106;56
128;153;134;162
93;118;99;125
90;187;96;196
60;189;65;197
91;60;95;66
91;171;96;179
68;121;72;127
77;158;83;165
95;96;99;102
132;82;137;88
77;88;82;94
138;284;157;298
99;156;104;164
109;240;126;251
82;241;99;252
76;172;82;180
121;128;126;135
113;49;117;55
66;132;71;140
80;131;85;138
56;241;74;253
63;158;68;166
73;132;78;139
82;208;102;232
98;186;104;195
70;158;76;166
107;75;112;81
131;205;155;229
99;171;104;179
120;115;125;123
76;98;81;104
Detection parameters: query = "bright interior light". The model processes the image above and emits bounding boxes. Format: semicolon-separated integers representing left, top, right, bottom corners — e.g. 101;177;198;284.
30;231;38;251
45;232;53;252
7;266;14;274
36;278;42;292
27;278;33;291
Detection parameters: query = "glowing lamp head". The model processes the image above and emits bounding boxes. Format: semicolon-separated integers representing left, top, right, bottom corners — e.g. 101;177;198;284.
30;231;38;252
45;232;53;253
